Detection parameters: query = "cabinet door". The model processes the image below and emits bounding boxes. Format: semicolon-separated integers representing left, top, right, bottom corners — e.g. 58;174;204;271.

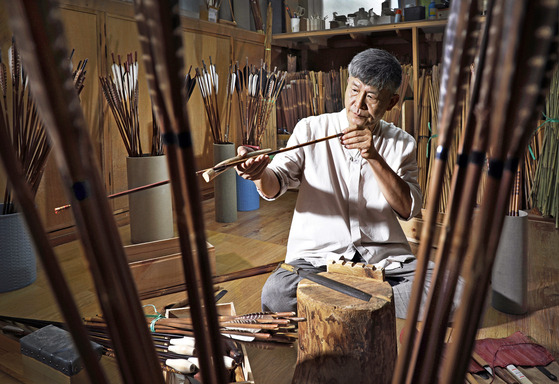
182;28;272;197
34;6;101;232
183;29;231;193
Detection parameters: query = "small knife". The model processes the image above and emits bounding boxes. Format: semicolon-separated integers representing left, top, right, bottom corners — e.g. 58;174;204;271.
525;336;558;381
536;365;558;381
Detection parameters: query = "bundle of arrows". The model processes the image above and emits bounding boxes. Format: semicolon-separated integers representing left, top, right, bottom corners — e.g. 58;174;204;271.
85;311;301;378
0;40;88;215
233;59;287;147
84;311;302;345
0;315;240;381
195;58;225;144
69;49;88;97
99;52;154;157
0;312;301;379
394;0;559;383
275;68;346;135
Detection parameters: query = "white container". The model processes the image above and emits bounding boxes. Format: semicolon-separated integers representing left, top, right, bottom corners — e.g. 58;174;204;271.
291;17;300;32
309;18;319;31
208;6;218;22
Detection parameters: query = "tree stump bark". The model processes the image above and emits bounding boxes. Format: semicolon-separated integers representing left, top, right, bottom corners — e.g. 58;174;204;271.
293;273;396;384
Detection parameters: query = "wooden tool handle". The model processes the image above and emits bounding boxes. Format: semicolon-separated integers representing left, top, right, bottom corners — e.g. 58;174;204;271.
494;366;519;384
280;263;295;273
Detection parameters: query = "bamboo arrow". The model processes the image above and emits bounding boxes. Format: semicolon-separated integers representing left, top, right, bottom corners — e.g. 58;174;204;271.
54;179;171;214
393;0;484;382
197;132;344;182
440;1;559;382
133;0;228;381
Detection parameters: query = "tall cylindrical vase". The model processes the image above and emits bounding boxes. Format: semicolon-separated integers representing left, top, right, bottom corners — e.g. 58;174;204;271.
213;143;237;223
491;211;529;315
127;155;174;244
0;204;37;292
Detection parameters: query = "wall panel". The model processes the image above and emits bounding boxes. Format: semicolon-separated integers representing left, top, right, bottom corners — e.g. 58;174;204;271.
0;0;266;232
32;6;100;231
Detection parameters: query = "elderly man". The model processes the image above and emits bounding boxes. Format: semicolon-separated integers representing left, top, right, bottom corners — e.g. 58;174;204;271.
236;48;426;319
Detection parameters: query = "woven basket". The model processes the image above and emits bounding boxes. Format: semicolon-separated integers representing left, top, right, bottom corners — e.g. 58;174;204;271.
0;204;37;292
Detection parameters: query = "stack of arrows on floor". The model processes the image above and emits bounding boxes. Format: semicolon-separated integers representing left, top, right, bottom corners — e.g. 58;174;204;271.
84;311;302;345
1;311;301;377
394;0;558;383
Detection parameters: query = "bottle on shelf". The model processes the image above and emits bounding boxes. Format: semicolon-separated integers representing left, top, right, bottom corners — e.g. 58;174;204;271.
428;1;437;19
394;9;402;23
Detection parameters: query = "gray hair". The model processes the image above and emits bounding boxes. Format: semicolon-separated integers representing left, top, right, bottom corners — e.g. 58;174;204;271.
348;48;402;94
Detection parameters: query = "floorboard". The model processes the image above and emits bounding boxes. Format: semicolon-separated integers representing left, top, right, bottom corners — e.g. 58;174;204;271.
0;188;557;383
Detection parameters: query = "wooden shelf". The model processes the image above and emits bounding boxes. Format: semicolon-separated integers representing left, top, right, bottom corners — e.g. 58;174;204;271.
272;19;447;48
270;15;488;137
271;19;449;137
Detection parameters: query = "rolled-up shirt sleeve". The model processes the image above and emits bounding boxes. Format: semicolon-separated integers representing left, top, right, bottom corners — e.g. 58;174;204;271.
257;121;309;200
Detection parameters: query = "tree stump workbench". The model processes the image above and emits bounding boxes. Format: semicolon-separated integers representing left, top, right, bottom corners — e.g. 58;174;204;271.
293;272;396;384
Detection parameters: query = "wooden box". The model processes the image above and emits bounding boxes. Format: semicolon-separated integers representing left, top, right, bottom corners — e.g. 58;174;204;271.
21;354;119;384
166;303;254;383
22;355;87;384
124;237;215;299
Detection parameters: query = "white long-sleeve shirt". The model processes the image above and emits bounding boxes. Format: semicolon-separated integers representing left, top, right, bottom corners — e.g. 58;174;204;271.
261;109;422;268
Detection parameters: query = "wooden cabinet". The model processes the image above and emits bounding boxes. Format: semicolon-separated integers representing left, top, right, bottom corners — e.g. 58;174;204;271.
0;0;267;235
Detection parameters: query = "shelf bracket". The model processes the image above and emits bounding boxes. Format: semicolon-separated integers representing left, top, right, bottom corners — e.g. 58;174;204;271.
349;32;374;46
308;36;329;48
396;29;413;43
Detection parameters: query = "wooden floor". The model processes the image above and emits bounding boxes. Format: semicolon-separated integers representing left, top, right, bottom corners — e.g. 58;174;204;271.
0;188;558;383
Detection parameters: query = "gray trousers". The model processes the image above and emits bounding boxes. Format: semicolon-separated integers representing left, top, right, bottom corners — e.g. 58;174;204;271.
261;258;463;320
